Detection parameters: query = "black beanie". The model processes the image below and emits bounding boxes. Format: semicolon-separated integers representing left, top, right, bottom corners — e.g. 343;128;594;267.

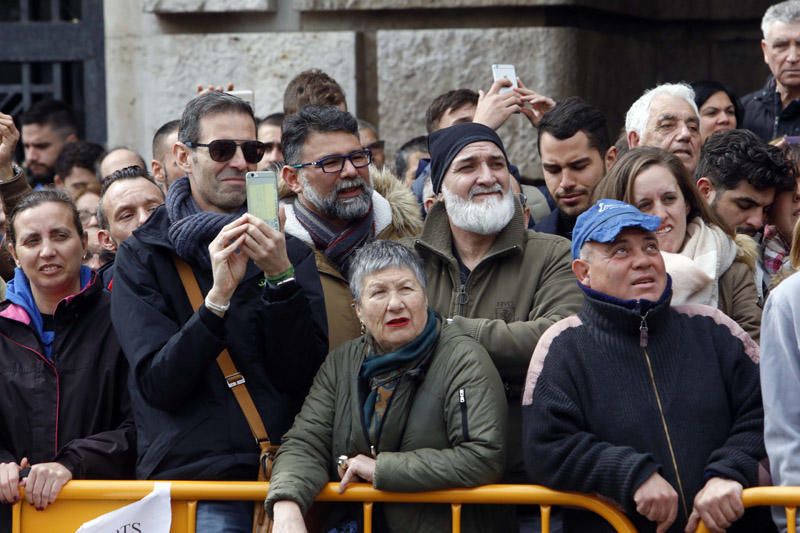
428;122;509;194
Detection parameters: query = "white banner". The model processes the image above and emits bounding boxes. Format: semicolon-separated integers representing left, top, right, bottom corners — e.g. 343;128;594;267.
75;482;172;533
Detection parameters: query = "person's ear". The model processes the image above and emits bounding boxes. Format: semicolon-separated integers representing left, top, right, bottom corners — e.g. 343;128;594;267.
572;258;591;286
696;177;716;203
97;229;117;252
761;39;769;65
53;175;65;189
627;130;640;149
423;196;437;215
282;166;303;194
65;133;78;144
353;300;363;323
151;160;166;188
7;240;18;267
174;142;192;175
604;146;618;172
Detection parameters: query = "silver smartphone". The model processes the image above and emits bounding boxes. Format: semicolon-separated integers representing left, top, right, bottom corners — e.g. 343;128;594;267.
227;90;255;110
491;64;518;94
246;170;279;230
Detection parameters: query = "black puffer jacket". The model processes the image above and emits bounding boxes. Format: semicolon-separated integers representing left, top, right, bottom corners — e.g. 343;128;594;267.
111;206;328;481
0;274;135;478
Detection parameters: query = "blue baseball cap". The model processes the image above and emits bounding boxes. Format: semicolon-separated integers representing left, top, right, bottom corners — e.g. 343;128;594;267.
571;199;661;259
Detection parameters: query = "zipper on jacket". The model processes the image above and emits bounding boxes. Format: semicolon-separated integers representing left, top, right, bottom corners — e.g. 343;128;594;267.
641;346;689;521
456;284;469;316
459;388;469;441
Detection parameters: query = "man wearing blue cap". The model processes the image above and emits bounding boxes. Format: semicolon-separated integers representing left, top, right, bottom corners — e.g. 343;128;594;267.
521;199;768;533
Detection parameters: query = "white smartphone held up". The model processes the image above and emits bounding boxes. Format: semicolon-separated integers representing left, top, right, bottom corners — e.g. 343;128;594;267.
227;89;255;110
246;170;280;231
491;64;518;94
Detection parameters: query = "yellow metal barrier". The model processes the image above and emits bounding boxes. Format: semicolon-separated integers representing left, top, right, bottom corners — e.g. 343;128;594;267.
11;481;637;533
695;486;800;533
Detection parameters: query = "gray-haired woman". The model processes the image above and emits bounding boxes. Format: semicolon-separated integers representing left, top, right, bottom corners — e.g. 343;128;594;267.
266;240;509;533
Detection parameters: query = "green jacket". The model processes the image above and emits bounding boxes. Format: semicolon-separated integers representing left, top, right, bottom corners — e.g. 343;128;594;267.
412;202;584;481
266;321;510;532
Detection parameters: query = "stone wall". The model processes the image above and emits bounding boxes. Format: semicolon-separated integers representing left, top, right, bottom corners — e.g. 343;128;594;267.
105;1;774;177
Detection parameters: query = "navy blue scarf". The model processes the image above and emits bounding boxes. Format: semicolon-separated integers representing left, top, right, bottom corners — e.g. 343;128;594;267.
166;177;246;269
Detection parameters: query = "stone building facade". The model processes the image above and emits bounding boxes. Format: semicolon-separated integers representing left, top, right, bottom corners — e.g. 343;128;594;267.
106;0;774;178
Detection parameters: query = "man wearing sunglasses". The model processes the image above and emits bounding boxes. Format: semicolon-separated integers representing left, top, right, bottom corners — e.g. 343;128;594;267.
110;91;327;533
281;105;417;351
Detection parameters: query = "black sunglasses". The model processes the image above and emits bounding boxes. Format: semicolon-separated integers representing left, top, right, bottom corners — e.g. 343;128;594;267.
185;139;266;164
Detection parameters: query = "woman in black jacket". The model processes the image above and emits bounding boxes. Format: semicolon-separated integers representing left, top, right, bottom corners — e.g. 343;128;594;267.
0;190;135;528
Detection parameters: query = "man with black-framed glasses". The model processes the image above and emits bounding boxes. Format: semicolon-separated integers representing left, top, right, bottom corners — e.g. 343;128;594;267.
281;105;418;351
110;91;328;533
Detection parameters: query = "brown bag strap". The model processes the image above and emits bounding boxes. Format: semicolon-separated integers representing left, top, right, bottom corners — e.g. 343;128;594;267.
173;256;272;453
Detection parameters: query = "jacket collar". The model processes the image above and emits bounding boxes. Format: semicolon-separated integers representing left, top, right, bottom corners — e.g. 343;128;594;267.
579;275;673;340
415;200;527;265
131;204;172;249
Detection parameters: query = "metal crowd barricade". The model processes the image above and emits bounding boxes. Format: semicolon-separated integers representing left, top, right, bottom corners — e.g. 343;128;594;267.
11;481;637;533
695;486;800;533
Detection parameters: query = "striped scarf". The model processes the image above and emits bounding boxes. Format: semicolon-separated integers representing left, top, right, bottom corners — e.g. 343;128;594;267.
292;197;375;277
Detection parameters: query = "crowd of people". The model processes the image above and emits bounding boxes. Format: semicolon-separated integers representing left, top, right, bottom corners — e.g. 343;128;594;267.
5;1;800;532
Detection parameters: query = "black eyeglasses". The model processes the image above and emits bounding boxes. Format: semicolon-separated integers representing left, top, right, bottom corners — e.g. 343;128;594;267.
185;139;266;164
290;149;372;174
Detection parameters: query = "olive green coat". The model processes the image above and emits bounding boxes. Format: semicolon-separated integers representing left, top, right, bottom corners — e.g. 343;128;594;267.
412;202;584;481
266;322;510;532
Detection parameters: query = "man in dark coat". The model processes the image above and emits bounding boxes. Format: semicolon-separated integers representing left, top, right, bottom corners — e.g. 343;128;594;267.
111;91;327;532
523;199;769;533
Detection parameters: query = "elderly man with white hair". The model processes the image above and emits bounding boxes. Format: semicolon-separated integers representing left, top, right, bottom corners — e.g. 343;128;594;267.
625;83;702;176
743;0;800;141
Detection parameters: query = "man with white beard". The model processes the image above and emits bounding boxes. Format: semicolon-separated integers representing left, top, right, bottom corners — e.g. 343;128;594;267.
411;122;584;492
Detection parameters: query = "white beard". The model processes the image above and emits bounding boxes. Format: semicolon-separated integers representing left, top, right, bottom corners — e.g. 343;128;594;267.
442;183;515;235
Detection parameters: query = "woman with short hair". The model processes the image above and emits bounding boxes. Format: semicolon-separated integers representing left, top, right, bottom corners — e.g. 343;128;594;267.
267;240;509;532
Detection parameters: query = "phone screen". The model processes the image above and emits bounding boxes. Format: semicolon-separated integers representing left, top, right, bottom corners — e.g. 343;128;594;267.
246;171;279;230
492;64;518;94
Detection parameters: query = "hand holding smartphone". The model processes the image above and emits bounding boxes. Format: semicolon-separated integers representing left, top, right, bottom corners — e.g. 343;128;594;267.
492;64;518;94
246;171;280;231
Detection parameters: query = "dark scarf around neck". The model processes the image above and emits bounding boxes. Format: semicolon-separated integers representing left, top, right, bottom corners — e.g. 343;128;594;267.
359;309;440;444
166;177;246;269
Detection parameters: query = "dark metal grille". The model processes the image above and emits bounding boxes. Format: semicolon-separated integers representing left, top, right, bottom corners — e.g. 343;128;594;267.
0;0;105;143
